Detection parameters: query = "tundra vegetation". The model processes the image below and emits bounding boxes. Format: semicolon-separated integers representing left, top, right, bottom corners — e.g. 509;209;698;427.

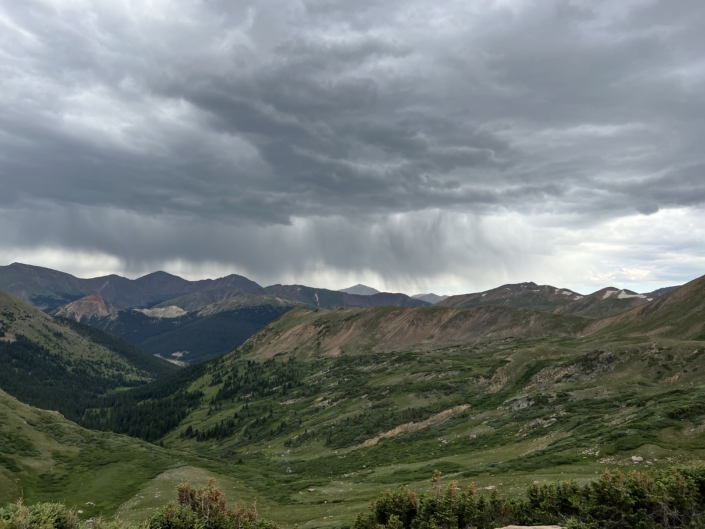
3;275;705;528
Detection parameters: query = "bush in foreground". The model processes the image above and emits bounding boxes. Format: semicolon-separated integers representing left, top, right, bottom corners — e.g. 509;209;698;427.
0;480;276;529
0;502;81;529
352;467;705;529
151;479;277;529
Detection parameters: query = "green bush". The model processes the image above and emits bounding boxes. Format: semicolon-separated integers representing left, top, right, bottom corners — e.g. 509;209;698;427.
145;479;277;529
0;501;78;529
353;466;705;529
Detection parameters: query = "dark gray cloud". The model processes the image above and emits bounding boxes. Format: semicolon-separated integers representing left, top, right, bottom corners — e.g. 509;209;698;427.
1;0;705;291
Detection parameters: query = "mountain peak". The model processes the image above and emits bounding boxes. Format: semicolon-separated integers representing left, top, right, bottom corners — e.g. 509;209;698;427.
339;284;381;296
136;270;179;280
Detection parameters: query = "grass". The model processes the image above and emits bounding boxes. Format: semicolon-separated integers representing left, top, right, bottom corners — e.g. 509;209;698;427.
105;330;705;527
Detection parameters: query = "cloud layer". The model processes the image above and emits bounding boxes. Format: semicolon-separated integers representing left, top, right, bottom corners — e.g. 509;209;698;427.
1;0;704;293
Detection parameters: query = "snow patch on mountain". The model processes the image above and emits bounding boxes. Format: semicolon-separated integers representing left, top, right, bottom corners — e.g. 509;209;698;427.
137;306;187;318
617;290;647;300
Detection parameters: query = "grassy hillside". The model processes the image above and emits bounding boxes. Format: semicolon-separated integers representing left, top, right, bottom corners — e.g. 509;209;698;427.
0;389;288;525
235;304;589;359
0;388;177;511
0;290;176;419
67;283;705;527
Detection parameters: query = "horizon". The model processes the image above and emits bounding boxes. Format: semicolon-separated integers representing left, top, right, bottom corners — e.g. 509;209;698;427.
1;260;685;298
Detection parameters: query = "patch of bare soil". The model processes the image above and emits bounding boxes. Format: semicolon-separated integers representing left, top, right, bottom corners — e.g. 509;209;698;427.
356;404;470;449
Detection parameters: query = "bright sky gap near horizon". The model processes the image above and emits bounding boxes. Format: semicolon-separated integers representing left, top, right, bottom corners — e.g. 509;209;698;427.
1;0;704;295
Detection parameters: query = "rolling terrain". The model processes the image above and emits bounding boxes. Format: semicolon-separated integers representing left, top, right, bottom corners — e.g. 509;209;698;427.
2;270;705;529
53;271;705;528
0;388;291;525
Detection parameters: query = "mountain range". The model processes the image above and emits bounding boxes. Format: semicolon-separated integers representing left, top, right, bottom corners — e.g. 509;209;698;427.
0;263;431;363
1;262;705;527
437;281;677;318
0;263;684;364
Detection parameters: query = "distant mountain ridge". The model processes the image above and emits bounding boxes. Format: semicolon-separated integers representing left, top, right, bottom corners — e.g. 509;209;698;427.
438;281;682;319
0;262;261;310
0;263;429;313
49;285;428;363
263;284;429;308
0;264;430;364
52;292;297;364
412;293;449;304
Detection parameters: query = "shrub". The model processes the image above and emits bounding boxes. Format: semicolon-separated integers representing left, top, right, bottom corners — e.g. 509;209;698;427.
146;479;277;529
352;466;705;529
0;501;78;529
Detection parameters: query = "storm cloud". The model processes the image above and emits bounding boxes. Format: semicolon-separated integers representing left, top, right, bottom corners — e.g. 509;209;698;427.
1;0;704;293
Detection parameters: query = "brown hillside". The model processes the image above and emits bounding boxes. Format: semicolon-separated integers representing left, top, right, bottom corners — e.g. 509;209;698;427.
54;293;111;321
235;305;589;360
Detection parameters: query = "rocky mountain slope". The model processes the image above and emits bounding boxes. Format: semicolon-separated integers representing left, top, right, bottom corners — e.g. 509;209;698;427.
53;293;113;320
594;273;705;340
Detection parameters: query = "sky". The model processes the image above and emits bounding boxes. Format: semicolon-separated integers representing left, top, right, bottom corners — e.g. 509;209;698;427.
1;0;705;295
